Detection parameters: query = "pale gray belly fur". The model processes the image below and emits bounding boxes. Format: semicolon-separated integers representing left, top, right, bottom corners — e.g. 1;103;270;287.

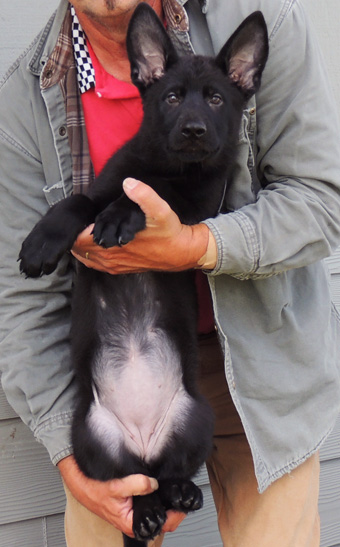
86;280;194;464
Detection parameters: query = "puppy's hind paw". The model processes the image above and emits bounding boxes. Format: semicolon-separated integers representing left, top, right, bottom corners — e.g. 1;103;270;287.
133;506;166;541
132;493;166;542
159;479;203;513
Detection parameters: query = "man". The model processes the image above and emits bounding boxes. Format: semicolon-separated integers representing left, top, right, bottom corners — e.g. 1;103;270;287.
1;0;340;545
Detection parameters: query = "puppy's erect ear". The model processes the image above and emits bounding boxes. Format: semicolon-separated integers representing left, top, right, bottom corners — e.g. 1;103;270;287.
127;3;178;93
216;11;269;101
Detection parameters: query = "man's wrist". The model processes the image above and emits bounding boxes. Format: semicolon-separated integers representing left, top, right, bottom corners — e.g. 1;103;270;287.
194;225;217;271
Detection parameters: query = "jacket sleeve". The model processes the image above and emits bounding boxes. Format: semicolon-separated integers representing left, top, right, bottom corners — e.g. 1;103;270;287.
0;62;76;465
204;1;340;279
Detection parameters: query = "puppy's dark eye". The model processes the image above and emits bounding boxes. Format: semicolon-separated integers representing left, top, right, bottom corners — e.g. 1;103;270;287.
166;92;180;105
209;94;223;107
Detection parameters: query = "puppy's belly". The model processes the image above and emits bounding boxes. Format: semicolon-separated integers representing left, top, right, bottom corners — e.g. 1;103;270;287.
86;330;193;463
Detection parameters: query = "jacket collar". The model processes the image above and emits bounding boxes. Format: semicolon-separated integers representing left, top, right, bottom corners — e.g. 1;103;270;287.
27;0;70;77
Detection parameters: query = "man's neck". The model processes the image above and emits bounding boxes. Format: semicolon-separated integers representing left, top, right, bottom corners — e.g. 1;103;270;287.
75;0;163;82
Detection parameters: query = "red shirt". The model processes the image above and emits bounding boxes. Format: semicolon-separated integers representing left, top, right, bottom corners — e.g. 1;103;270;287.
82;40;143;176
82;41;214;334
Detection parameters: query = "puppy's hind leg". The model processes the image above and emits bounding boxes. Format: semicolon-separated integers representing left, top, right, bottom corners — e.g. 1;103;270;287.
123;534;147;547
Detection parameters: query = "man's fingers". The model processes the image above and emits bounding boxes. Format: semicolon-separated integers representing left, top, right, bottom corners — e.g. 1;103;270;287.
162;510;187;533
123;178;171;221
72;224;94;248
109;474;159;498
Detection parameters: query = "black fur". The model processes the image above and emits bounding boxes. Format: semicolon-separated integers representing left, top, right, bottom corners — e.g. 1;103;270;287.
19;5;268;545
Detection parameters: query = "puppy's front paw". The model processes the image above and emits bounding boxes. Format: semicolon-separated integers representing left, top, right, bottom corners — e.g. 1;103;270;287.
19;194;97;277
92;201;146;248
19;228;66;278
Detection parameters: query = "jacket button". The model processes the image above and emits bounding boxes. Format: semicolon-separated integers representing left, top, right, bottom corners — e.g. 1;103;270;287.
249;107;256;115
174;13;182;24
45;69;53;79
59;126;67;137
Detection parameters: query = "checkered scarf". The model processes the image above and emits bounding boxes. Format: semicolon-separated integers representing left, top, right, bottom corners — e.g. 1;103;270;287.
71;6;96;94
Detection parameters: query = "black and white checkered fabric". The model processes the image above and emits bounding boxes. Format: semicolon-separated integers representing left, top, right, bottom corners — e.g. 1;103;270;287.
71;6;95;94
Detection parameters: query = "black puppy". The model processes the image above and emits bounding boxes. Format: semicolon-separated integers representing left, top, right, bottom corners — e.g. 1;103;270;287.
19;5;268;545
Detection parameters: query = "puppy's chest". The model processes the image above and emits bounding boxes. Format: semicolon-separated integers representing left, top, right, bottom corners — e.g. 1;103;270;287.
144;174;226;225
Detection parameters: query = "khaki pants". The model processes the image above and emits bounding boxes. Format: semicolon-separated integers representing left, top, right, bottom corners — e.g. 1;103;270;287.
64;333;320;547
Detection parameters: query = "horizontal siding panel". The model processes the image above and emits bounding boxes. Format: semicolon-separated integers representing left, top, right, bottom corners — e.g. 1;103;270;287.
194;465;209;486
326;247;340;274
319;458;340;547
326;247;340;311
320;414;340;461
0;380;18;420
321;523;340;547
0;419;65;525
0;514;66;547
329;273;340;309
45;513;67;546
0;517;46;547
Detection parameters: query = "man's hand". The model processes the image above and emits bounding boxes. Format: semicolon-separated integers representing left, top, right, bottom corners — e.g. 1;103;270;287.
58;455;186;537
58;455;158;537
71;178;217;274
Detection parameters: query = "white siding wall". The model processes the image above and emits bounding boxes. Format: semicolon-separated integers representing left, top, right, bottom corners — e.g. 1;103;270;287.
303;0;340;109
0;1;59;77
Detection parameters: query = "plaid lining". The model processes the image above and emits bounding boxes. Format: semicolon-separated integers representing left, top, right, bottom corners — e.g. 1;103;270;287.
42;5;94;195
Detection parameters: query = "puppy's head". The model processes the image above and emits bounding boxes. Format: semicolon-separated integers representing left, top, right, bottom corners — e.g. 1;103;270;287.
127;4;269;166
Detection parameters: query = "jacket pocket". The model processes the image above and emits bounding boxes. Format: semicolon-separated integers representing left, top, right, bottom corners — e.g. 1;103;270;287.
43;180;66;207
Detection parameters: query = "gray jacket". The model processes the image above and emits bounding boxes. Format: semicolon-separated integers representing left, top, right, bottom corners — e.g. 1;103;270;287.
1;0;340;493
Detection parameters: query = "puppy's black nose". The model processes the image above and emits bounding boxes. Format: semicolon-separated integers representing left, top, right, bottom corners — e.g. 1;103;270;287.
181;120;207;139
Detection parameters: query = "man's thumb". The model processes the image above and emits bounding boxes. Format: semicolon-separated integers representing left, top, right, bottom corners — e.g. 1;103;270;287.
123;178;170;219
112;474;159;498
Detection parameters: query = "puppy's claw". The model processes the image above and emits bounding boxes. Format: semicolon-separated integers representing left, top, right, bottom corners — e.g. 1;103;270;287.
118;236;128;246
